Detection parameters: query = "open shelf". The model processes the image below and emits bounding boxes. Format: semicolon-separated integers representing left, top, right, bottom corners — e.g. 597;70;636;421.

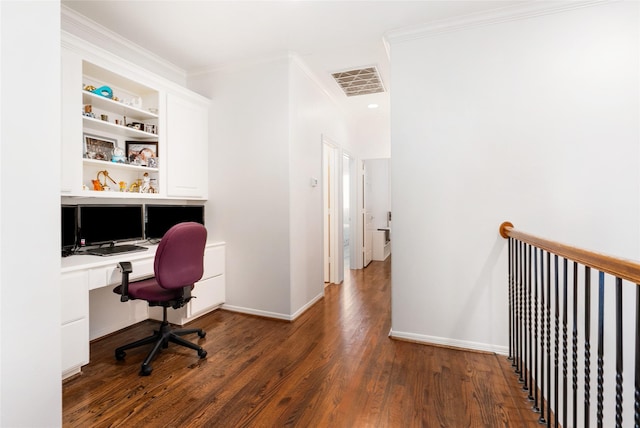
66;190;163;199
82;158;159;173
83;91;158;120
82;116;157;139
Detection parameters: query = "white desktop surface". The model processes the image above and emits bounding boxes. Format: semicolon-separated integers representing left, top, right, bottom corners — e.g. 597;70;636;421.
61;243;159;273
61;241;224;272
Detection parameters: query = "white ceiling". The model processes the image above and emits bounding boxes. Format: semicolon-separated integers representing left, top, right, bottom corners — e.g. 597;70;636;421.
62;1;521;117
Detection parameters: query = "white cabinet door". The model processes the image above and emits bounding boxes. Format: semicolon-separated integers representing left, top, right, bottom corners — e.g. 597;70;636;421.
191;275;225;316
61;318;89;375
61;271;89;376
61;47;83;194
61;271;89;324
166;92;209;198
203;245;225;278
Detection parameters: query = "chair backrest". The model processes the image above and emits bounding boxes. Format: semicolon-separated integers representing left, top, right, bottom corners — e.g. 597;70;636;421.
154;222;207;290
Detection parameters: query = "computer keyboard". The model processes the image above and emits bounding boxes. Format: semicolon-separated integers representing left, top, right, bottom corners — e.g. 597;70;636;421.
85;244;148;256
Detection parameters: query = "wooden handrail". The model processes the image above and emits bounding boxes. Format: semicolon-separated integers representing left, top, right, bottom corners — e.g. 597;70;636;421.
499;221;640;284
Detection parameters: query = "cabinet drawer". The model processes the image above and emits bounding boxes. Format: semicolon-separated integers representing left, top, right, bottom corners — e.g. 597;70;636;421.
191;275;225;316
107;258;155;285
88;267;108;291
203;246;225;279
61;271;88;324
61;317;89;373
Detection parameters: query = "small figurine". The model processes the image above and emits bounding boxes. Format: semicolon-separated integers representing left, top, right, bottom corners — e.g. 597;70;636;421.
140;173;151;193
92;170;117;191
92;85;113;99
129;179;142;193
111;147;126;163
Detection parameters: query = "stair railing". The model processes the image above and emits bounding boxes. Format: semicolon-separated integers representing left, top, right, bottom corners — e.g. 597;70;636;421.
500;221;640;428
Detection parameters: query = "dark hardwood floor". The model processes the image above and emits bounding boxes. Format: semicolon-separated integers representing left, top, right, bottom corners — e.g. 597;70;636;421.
63;258;542;427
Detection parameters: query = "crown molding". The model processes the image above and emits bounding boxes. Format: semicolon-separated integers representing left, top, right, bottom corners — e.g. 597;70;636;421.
289;53;347;115
61;5;187;86
384;0;610;44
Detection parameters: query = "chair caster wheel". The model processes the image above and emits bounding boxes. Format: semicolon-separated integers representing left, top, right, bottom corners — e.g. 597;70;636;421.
115;350;126;361
139;365;152;376
198;349;207;359
198;331;206;338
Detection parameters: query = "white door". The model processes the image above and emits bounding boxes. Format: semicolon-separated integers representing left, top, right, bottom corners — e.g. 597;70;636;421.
323;144;332;282
323;139;342;284
361;161;372;267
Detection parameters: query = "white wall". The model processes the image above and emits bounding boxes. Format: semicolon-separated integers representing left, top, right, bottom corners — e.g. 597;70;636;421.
351;103;391;160
190;56;352;318
190;59;292;317
1;1;62;426
389;0;639;357
289;58;350;314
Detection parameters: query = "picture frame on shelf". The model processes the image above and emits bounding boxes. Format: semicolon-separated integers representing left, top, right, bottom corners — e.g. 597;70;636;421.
83;133;116;162
126;140;159;168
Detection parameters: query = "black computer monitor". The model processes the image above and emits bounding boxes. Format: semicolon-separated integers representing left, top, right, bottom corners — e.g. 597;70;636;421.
145;205;205;240
61;205;78;251
78;204;144;246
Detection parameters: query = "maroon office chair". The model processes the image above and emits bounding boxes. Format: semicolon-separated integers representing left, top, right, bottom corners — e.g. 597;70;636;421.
113;222;208;376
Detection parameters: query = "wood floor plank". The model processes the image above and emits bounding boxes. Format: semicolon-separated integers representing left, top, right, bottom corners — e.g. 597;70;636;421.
63;258;542;427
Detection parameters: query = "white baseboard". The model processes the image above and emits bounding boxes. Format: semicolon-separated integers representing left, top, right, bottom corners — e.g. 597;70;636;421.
221;304;292;321
90;314;148;341
290;292;324;320
222;292;324;322
389;329;508;356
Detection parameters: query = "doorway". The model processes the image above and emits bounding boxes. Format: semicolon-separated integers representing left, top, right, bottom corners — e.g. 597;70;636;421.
323;139;360;283
323;139;340;284
343;153;353;271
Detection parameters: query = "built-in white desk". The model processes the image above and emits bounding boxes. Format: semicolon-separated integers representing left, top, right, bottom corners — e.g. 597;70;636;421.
61;241;225;379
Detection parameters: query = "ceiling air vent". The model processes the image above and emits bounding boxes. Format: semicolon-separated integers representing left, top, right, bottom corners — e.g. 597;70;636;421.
331;66;385;97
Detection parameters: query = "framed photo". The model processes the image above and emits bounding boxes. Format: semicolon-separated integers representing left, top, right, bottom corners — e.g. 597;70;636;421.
126;141;159;167
83;134;116;162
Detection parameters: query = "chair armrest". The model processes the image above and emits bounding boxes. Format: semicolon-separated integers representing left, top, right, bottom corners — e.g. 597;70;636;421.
118;261;133;302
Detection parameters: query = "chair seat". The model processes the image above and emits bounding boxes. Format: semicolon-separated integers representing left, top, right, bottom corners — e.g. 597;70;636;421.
113;277;190;302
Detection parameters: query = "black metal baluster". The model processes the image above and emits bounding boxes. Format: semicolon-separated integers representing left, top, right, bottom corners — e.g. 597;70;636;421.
534;247;540;411
547;251;552;427
597;271;604;428
522;245;533;400
563;258;568;428
520;243;527;391
615;276;623;428
512;241;520;373
508;237;513;361
522;240;526;383
511;238;517;368
539;249;547;424
518;241;524;380
572;261;578;427
585;266;591;428
555;254;560;428
635;282;639;428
